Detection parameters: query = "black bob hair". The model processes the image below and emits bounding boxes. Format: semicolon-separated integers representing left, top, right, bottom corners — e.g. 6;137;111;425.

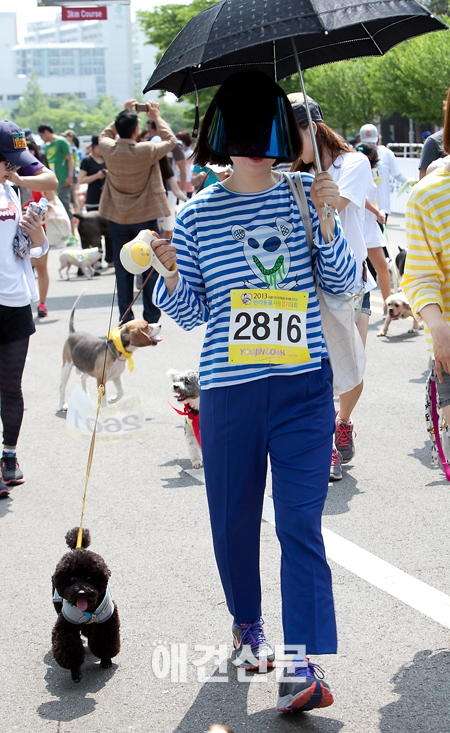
193;70;302;167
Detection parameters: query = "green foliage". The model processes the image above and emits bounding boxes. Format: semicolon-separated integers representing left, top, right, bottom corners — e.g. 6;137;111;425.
376;21;450;125
422;0;448;16
279;58;384;139
137;0;217;64
156;99;193;133
9;74;122;136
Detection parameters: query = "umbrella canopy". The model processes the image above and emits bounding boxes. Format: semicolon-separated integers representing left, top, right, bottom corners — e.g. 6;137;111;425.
143;0;447;96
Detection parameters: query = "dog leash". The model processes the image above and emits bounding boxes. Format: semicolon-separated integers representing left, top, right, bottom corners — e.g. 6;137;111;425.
429;370;450;482
76;263;155;547
76;281;118;549
119;267;155;326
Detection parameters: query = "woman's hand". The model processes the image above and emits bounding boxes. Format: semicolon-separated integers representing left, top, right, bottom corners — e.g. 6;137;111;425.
20;209;46;248
151;238;179;295
310;172;340;211
430;321;450;383
376;208;386;225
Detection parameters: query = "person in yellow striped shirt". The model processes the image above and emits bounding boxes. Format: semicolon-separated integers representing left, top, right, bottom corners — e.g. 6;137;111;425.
402;88;450;421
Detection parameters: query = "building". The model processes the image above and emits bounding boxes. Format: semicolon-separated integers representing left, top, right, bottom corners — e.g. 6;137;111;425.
0;10;158;111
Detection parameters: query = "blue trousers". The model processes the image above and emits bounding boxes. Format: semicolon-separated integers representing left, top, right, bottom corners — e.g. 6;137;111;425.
200;361;337;655
108;219;161;324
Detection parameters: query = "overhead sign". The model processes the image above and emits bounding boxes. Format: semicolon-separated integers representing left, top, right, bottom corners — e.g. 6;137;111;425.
39;1;129;6
62;6;107;20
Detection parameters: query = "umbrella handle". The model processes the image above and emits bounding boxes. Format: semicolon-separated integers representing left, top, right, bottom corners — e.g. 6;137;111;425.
291;40;334;238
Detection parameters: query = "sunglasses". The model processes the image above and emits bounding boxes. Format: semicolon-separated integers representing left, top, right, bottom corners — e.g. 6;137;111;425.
2;160;19;172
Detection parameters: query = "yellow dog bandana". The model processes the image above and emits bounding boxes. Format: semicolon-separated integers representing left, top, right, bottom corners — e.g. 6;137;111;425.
108;326;134;372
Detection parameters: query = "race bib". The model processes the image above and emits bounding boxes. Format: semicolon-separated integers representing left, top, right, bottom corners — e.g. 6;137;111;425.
228;289;311;365
66;385;148;444
66;249;90;263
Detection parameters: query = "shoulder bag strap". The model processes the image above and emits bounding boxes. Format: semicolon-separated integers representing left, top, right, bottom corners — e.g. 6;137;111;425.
283;171;314;258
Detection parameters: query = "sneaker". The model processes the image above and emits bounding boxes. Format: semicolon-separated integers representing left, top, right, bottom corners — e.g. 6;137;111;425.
329;447;343;482
232;617;275;671
37;302;48;318
276;659;334;713
0;478;10;498
1;452;24;486
335;413;356;463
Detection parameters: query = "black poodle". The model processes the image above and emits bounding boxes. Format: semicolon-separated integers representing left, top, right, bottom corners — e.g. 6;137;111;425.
51;527;120;682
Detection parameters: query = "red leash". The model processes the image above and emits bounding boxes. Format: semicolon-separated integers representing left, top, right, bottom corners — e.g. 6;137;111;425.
430;371;450;481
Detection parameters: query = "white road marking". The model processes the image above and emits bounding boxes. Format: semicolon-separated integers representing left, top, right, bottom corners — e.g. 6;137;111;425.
179;465;450;629
262;495;450;630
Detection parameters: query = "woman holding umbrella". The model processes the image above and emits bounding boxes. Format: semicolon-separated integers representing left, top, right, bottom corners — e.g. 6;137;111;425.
289;94;375;481
151;69;357;714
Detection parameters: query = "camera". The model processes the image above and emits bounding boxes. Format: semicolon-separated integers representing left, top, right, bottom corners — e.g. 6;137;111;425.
134;103;147;113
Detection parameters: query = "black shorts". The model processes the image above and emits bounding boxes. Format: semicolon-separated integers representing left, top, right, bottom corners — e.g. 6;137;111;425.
0;304;36;345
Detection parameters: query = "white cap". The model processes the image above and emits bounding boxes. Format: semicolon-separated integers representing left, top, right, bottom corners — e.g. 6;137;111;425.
359;124;378;144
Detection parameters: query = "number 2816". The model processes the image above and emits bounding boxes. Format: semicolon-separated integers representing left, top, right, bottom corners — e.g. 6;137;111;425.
233;311;302;342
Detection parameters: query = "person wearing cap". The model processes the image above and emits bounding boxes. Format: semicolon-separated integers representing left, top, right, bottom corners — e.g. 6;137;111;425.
37;124;74;227
358;123;408;221
290;94;376;482
0;121;49;497
151;69;357;715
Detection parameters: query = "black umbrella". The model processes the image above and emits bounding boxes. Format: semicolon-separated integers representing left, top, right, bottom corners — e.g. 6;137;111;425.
143;0;447;98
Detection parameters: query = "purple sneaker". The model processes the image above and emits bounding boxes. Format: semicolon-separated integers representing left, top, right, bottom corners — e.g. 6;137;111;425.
276;659;334;713
232;617;275;671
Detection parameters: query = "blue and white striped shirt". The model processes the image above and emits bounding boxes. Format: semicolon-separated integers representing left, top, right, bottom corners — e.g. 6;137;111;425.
154;173;356;390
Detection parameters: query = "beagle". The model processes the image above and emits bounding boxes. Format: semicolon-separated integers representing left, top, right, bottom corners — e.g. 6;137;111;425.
59;294;161;411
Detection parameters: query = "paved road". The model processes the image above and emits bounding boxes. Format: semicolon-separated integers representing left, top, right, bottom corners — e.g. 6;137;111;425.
2;217;450;733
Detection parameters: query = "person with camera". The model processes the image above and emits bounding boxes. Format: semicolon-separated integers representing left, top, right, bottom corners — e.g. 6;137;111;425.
98;99;177;323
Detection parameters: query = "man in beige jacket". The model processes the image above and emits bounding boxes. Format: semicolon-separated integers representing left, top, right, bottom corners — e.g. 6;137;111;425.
99;99;177;323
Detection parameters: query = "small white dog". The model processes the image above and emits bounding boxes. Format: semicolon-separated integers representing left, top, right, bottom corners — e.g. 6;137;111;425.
167;368;202;469
59;248;102;279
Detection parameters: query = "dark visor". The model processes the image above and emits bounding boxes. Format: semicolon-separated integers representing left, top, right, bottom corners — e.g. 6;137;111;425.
206;92;296;161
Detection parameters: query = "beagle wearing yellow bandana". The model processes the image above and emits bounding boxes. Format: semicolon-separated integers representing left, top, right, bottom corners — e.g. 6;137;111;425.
58;293;161;411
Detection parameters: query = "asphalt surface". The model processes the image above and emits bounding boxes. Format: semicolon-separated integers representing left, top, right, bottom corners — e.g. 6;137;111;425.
2;214;450;733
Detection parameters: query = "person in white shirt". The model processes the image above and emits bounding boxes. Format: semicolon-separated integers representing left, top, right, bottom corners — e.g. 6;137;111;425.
359;124;408;220
290;95;376;481
0;121;48;497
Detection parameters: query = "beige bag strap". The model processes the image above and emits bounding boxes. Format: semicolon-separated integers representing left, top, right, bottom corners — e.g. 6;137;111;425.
283;171;314;257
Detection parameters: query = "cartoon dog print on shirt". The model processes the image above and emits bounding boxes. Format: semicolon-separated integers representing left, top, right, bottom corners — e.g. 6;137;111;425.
231;218;293;289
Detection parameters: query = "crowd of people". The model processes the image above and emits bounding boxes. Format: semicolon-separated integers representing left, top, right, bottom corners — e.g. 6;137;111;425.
1;77;448;718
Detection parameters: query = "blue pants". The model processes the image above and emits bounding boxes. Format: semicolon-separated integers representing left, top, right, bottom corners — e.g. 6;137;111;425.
200;361;337;655
108;219;161;324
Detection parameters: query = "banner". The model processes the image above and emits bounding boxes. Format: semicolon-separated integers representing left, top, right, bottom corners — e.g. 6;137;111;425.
62;6;107;20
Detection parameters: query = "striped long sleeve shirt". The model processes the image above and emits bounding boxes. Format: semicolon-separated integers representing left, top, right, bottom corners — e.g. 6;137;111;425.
154;173;357;389
402;168;450;356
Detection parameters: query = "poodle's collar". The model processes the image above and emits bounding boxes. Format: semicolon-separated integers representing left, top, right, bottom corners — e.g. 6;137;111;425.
53;583;114;625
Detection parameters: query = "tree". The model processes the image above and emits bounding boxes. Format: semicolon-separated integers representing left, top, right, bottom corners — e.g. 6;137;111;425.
377;23;450;125
278;57;384;139
10;75;122;136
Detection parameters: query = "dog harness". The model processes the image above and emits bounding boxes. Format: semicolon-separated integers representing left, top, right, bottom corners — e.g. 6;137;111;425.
53;583;115;625
108;327;134;372
170;402;201;447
